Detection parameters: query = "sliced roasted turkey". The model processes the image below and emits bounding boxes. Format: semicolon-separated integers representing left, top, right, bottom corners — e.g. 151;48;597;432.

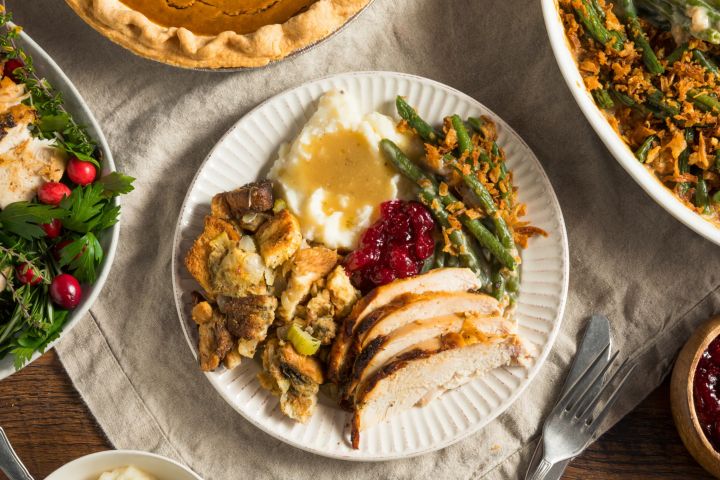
327;268;482;384
350;333;524;448
345;310;513;403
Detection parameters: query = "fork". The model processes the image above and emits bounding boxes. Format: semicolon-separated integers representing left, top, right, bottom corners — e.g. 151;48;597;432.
526;345;637;480
0;427;34;480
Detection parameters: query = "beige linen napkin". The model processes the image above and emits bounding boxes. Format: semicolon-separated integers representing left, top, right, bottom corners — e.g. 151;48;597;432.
9;0;720;478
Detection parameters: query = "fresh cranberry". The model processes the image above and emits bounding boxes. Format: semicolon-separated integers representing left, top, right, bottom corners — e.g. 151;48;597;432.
41;218;63;239
50;273;82;309
66;157;97;186
3;58;24;82
15;262;42;286
38;182;72;205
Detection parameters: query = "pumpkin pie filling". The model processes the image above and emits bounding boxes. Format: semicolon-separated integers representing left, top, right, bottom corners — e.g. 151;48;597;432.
119;0;318;35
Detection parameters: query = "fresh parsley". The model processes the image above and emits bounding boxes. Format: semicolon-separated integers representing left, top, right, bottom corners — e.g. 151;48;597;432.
0;202;65;240
59;232;103;283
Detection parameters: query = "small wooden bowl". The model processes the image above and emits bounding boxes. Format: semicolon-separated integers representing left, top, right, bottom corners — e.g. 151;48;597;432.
671;316;720;479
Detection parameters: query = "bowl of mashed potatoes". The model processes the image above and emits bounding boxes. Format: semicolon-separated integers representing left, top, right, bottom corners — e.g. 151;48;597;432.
45;450;201;480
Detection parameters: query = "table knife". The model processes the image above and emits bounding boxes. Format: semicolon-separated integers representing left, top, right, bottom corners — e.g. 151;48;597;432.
0;427;34;480
525;314;612;480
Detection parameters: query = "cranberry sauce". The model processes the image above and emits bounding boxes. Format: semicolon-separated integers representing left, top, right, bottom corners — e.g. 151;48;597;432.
344;200;435;292
694;335;720;451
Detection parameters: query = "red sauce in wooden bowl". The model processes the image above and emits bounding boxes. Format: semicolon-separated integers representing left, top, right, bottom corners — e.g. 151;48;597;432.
694;336;720;451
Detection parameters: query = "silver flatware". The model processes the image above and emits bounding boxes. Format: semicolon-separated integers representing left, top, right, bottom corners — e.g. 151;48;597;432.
525;314;612;479
0;427;34;480
526;345;637;480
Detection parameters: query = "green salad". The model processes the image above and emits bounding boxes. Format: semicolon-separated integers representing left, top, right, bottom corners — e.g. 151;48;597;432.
0;9;134;369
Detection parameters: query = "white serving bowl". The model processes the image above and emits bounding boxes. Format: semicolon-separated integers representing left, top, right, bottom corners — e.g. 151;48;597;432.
541;0;720;246
0;27;120;379
45;450;202;480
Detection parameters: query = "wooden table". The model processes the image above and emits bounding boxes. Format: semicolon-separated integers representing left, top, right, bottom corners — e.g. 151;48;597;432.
0;350;714;480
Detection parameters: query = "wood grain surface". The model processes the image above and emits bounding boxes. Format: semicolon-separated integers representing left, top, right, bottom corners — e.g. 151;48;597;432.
0;349;715;480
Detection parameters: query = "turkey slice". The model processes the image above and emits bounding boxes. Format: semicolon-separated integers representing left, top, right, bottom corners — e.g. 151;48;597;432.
350;333;524;448
346;309;513;403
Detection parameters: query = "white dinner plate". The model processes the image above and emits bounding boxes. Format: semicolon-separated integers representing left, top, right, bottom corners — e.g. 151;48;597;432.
542;0;720;246
0;26;119;379
171;71;569;461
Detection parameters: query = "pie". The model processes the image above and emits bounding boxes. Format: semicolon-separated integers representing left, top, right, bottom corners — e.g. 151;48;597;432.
64;0;372;68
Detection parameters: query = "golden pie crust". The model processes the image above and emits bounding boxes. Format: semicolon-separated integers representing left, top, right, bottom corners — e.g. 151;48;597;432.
64;0;372;68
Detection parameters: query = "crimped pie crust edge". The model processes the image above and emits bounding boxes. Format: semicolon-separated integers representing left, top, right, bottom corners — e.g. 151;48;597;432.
64;0;371;68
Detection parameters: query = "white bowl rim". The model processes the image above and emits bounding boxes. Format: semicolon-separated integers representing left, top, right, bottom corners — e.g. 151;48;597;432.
45;450;203;480
170;70;570;461
541;0;720;246
0;26;120;379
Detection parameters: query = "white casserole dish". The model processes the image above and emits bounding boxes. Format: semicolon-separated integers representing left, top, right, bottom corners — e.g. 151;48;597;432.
541;0;720;246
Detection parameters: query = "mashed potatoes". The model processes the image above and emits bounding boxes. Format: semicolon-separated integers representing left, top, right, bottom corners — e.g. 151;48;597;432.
268;90;418;250
98;466;157;480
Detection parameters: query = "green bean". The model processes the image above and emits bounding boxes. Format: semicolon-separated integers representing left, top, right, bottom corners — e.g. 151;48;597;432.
395;96;441;144
416;188;486;280
451;115;473;155
420;253;435;274
712;191;720;204
491;270;506;302
678;129;695;194
468;117;487;137
449;163;515;249
433;243;447;269
618;0;665;74
635;135;657;163
491;143;510;181
689;89;720;113
610;89;637;107
610;87;679;119
693;49;720;75
572;0;624;50
610;89;653;116
592;88;615;109
380;139;516;271
688;57;720;111
646;90;680;117
696;177;711;213
467;118;511;190
460;213;517;270
590;0;606;20
506;270;521;293
666;43;688;64
446;254;460;268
